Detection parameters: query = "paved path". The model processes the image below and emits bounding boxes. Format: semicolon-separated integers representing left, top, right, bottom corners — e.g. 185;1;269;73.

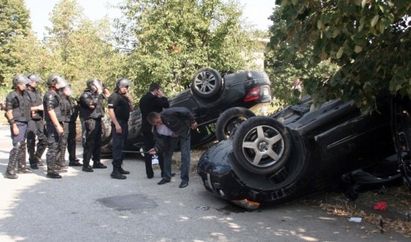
0;124;408;241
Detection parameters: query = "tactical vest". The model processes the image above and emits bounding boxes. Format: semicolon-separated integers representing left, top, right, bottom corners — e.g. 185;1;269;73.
43;91;66;122
26;89;43;120
6;91;30;122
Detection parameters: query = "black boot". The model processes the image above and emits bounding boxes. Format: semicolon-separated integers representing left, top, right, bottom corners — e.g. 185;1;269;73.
6;146;20;179
46;170;62;179
93;161;107;169
110;167;127;179
82;165;94;172
30;159;39;169
118;166;130;175
69;159;82;166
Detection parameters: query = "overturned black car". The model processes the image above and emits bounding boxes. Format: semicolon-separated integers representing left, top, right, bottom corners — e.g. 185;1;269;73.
197;93;411;208
101;68;272;154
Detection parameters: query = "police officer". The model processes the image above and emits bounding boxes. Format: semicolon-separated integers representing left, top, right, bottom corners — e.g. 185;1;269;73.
26;74;47;169
107;78;133;179
79;78;107;172
59;84;82;167
4;74;32;179
43;74;70;179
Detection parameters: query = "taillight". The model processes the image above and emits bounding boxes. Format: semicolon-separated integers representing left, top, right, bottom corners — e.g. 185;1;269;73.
244;87;261;102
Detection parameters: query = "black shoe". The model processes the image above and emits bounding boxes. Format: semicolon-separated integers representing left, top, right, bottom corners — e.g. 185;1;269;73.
111;167;127;179
18;168;33;174
69;160;82;166
93;162;107;169
147;174;154;179
179;181;188;188
158;179;170;185
82;166;94;172
46;171;62;179
118;167;130;175
110;172;127;180
30;163;39;169
6;172;18;179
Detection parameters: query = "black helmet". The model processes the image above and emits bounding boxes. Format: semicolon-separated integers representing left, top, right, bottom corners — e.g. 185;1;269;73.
47;74;68;88
114;78;131;92
12;74;30;89
27;74;43;83
86;78;103;93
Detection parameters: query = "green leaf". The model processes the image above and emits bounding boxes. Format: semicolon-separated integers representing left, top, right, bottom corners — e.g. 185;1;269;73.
371;15;379;27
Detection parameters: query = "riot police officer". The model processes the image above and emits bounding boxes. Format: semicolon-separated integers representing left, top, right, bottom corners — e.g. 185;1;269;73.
60;84;81;167
43;74;70;179
26;74;47;169
79;78;107;172
107;78;133;179
4;74;32;179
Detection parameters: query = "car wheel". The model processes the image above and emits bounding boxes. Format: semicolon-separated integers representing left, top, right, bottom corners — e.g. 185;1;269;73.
216;107;255;141
232;116;292;174
191;68;223;98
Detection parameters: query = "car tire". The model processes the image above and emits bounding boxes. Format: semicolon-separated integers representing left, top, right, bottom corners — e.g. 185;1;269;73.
216;107;255;141
191;68;223;99
232;116;292;174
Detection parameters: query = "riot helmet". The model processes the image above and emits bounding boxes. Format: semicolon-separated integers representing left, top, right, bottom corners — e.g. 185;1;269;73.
12;74;30;90
27;74;43;83
86;78;103;94
47;74;68;89
61;84;73;96
114;78;131;92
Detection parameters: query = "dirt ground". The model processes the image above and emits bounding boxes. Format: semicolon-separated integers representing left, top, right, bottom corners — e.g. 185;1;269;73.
300;182;411;236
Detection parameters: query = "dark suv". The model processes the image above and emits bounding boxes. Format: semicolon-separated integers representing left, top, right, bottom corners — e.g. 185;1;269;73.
197;93;411;209
101;68;272;153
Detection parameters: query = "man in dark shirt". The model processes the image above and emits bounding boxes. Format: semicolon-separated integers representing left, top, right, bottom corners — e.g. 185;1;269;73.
139;83;170;179
107;78;133;179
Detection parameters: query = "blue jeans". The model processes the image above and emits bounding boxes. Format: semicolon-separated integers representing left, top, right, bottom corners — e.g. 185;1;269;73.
111;122;128;167
178;135;191;182
162;135;191;182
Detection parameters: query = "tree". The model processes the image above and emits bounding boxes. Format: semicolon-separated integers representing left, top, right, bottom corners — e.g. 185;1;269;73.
45;0;123;95
0;0;31;85
268;0;411;112
265;6;339;108
114;0;262;96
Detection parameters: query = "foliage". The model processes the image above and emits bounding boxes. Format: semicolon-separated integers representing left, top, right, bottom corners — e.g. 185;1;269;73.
0;0;31;85
269;0;411;112
44;0;123;96
114;0;262;98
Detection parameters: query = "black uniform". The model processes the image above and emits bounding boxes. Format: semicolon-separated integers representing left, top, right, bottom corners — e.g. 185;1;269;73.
107;92;130;168
5;90;31;177
26;87;47;168
61;95;79;166
139;91;169;178
79;88;105;170
43;90;66;173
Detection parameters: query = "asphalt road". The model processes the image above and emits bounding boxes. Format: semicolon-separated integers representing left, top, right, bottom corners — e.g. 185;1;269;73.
0;124;408;242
